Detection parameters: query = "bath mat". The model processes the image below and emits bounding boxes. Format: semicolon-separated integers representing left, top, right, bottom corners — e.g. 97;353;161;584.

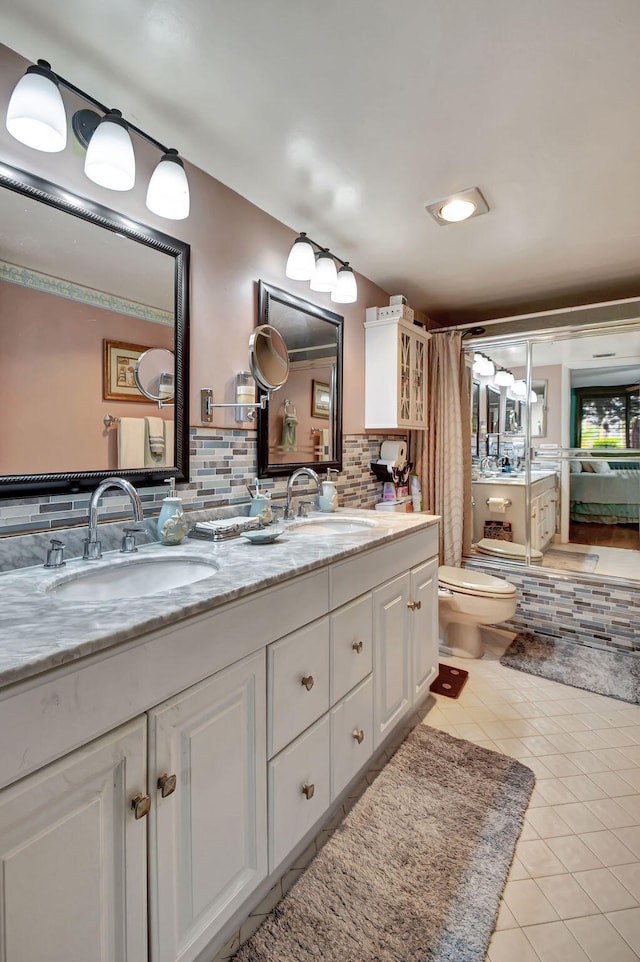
501;631;640;704
542;548;599;572
430;663;469;698
232;725;534;962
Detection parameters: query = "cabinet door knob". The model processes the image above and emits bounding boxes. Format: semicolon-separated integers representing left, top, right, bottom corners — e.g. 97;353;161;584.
351;640;363;653
353;728;365;744
302;783;315;800
301;674;314;691
407;600;421;611
131;794;151;819
157;773;177;798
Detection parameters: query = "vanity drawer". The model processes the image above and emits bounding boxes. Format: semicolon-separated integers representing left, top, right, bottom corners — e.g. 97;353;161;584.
330;674;373;801
330;593;373;704
267;618;330;758
268;714;330;872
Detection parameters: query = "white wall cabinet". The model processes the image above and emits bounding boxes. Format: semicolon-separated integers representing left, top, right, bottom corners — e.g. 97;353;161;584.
364;317;431;429
0;522;439;962
0;717;148;962
148;652;267;962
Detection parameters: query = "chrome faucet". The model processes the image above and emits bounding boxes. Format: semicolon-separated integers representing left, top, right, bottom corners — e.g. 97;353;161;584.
84;477;144;560
284;467;321;520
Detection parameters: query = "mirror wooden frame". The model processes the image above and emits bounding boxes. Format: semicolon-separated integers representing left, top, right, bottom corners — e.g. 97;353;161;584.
256;281;343;478
0;162;190;498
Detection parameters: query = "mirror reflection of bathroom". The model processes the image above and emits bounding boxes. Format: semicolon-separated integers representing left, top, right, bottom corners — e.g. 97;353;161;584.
466;327;640;580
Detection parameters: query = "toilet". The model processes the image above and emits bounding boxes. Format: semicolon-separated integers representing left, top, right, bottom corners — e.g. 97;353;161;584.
475;537;543;564
438;565;518;658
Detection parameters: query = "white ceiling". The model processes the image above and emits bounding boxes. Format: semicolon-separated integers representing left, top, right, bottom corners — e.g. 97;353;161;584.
3;0;640;324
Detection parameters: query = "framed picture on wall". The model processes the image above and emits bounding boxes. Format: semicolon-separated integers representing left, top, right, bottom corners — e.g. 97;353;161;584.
311;380;331;418
103;340;149;401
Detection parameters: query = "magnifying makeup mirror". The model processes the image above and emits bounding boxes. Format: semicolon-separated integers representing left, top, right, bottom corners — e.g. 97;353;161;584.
249;325;290;392
134;348;175;403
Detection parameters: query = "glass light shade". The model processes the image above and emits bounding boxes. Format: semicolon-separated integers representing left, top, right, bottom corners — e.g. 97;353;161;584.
6;67;67;152
310;250;338;291
529;390;538;403
439;198;477;222
331;264;357;303
512;379;527;397
285;234;316;280
84;111;135;190
495;370;514;387
472;353;484;372
146;151;190;219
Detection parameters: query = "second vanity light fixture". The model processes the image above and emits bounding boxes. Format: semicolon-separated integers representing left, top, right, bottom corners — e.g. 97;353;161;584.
5;59;190;220
285;232;358;304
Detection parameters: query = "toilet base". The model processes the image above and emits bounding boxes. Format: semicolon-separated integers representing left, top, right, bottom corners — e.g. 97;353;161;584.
439;620;485;659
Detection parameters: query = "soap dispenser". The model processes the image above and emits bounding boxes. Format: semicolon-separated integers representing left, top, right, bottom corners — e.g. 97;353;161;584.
157;478;189;545
319;469;339;512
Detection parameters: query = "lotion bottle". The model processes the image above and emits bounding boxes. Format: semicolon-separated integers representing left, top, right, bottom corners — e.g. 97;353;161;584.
157;478;189;545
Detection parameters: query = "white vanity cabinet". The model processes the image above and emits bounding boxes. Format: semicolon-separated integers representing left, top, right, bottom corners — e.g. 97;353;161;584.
148;651;267;962
0;716;148;962
364;316;431;429
0;517;440;962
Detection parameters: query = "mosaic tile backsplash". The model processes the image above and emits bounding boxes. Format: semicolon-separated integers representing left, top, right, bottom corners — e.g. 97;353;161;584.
466;558;640;655
0;429;394;538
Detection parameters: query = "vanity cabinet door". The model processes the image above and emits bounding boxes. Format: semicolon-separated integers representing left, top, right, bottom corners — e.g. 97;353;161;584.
148;651;267;962
0;717;147;962
372;572;412;748
330;674;374;800
410;558;439;705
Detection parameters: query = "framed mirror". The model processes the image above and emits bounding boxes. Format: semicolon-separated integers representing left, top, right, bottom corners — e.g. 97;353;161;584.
0;162;190;497
256;281;343;477
471;380;480;456
504;396;522;434
531;379;547;437
486;385;500;434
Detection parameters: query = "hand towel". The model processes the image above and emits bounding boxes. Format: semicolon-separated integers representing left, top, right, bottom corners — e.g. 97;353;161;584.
144;418;165;464
118;418;146;469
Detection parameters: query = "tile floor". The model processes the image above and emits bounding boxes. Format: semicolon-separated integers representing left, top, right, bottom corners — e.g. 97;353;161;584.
214;628;640;962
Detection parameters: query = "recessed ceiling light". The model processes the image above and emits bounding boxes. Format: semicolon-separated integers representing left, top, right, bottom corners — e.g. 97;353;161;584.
425;187;489;226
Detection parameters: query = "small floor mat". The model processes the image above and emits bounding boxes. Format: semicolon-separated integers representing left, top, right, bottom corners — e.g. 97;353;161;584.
430;663;469;698
541;548;599;572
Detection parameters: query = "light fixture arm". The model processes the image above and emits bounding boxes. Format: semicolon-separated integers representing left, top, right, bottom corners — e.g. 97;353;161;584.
296;232;349;268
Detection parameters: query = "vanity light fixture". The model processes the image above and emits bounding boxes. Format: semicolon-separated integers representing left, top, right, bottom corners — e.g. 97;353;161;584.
5;59;190;219
472;352;495;377
495;368;515;387
285;232;358;303
425;187;489;226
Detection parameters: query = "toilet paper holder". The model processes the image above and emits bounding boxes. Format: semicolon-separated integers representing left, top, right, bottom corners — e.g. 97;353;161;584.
485;498;512;507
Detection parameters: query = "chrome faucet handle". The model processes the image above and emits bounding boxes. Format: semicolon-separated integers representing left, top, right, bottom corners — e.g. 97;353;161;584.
44;539;66;568
121;526;144;553
270;504;285;522
297;500;313;518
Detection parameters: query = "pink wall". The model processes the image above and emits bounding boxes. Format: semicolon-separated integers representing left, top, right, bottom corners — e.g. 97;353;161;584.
0;280;172;473
0;44;397;449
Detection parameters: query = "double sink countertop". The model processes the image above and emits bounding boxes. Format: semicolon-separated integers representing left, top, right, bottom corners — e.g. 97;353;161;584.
0;509;439;691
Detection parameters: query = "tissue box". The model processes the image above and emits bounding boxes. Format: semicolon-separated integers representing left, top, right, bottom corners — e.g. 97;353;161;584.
389;294;408;305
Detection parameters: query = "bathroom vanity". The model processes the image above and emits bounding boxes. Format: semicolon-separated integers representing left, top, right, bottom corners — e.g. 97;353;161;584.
0;509;439;962
472;471;558;551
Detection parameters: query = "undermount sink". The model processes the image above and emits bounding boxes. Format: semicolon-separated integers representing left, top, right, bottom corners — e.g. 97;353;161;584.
287;516;378;536
47;557;220;602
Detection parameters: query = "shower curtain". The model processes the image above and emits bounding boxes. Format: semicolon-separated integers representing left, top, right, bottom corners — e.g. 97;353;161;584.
411;331;472;566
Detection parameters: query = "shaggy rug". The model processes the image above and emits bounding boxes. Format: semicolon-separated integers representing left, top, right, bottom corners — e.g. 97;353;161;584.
542;548;599;572
501;631;640;704
233;725;534;962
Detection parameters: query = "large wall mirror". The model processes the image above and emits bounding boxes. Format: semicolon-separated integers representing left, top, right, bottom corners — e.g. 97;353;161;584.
0;162;189;497
256;281;343;478
465;310;640;586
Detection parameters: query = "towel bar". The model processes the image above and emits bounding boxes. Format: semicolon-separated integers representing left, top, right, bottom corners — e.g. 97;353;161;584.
104;414;121;427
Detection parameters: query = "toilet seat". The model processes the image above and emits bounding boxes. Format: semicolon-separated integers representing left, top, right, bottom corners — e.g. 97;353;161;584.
475;538;543;563
438;565;517;599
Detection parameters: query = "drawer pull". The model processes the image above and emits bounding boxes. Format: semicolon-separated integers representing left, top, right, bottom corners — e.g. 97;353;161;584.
302;783;315;800
407;600;422;611
353;728;365;745
157;773;177;798
301;674;315;691
352;640;364;653
131;794;151;820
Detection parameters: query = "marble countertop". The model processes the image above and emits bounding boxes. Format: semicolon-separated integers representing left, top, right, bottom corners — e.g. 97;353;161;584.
0;509;439;691
472;471;556;485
